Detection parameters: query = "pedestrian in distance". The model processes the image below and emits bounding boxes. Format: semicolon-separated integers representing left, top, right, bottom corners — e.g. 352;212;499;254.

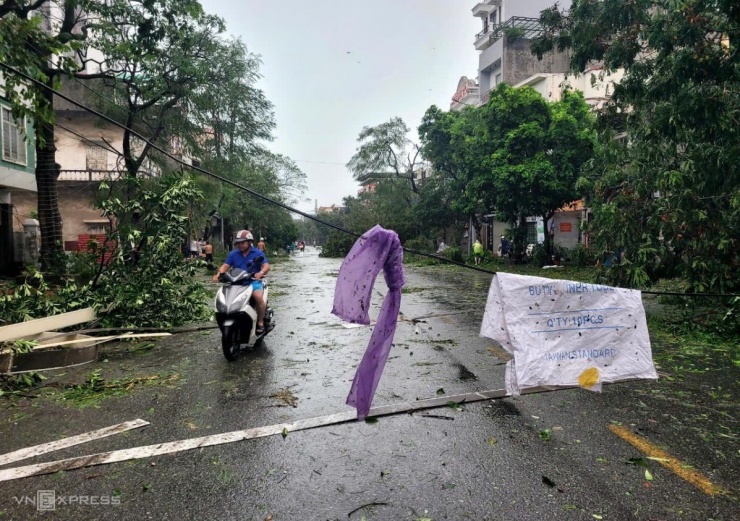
500;235;510;257
473;239;484;266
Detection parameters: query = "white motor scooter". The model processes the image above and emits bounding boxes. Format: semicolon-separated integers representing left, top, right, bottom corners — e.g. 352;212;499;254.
214;262;274;361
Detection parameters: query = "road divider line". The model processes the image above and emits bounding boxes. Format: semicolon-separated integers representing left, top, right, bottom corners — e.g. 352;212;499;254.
608;424;727;496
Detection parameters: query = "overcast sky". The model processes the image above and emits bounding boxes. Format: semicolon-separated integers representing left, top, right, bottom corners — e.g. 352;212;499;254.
199;0;480;214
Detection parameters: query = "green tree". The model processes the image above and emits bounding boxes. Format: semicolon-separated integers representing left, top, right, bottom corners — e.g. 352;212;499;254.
484;86;594;258
92;173;211;327
347;117;424;194
412;175;459;238
176;36;302;250
1;0;228;271
81;0;226;179
342;180;417;242
0;1;65;128
0;0;106;271
420;86;594;260
184;37;275;162
419;104;488;241
533;0;740;291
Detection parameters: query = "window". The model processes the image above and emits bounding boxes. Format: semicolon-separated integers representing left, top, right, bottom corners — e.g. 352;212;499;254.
2;107;27;165
87;224;108;235
495;73;502;85
490;10;498;25
86;144;108;170
85;220;110;235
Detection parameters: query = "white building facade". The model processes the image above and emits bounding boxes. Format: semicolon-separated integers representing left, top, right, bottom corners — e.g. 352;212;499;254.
472;0;572;104
514;68;626;108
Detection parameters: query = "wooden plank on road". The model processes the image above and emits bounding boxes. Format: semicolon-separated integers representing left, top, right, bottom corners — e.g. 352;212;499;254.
0;308;96;343
0;419;150;467
0;386;571;482
32;332;171;350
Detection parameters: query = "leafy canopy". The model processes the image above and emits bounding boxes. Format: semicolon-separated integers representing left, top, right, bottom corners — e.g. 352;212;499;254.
533;0;740;291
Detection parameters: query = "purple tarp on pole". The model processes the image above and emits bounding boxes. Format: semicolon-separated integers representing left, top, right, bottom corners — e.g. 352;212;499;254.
331;225;405;420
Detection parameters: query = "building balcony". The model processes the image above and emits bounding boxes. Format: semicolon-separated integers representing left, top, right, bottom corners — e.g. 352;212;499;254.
57;170;121;182
57;168;158;182
472;2;494;18
488;17;543;45
475;27;494;51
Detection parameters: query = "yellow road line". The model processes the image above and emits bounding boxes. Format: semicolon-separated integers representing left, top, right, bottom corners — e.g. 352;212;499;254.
608;424;727;496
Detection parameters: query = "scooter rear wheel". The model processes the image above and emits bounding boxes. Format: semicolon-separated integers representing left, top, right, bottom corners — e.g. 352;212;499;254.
222;327;239;361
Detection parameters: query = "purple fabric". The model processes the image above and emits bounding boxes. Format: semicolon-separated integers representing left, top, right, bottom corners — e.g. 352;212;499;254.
332;225;405;420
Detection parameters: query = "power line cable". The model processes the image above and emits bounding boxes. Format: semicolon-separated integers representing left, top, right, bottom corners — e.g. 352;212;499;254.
0;62;365;230
2;63;496;274
291;159;347;166
2;60;737;296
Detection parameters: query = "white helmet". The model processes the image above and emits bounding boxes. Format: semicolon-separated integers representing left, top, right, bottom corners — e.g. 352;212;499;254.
234;230;253;243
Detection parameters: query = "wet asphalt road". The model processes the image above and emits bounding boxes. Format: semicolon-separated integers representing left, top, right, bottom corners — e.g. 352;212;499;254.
0;247;737;520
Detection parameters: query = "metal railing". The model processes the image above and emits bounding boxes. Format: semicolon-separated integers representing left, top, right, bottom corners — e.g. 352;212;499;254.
57;170;117;182
489;17;543;44
475;26;491;42
57;168;159;181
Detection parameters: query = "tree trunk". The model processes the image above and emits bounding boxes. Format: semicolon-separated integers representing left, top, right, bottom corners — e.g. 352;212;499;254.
471;214;482;245
513;213;527;262
543;211;555;264
35;81;65;273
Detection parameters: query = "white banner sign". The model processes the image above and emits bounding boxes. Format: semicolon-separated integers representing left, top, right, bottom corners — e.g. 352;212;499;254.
480;273;657;395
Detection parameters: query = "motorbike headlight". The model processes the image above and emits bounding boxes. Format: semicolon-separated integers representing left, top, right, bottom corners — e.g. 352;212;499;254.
215;291;227;312
230;289;251;311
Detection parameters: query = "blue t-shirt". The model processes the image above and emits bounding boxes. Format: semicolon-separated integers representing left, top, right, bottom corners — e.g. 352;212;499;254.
225;246;269;274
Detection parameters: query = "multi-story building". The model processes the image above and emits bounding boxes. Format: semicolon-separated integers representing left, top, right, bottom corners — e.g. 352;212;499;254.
0;79;37;275
10;77;161;254
450;76;480;112
472;0;571;104
514;67;625;109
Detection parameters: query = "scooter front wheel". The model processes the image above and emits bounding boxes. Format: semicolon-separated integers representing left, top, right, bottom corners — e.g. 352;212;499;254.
222;326;239;361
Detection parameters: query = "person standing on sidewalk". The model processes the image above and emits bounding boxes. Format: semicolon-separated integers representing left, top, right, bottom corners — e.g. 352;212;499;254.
473;239;484;266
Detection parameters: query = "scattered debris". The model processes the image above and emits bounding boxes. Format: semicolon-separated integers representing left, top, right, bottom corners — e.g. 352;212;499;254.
270;388;299;408
348;501;389;518
0;308;96;343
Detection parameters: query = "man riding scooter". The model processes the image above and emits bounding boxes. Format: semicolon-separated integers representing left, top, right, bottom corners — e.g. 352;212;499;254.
212;230;270;335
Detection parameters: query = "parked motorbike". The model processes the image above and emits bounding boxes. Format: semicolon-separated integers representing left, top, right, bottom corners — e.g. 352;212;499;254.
214;261;274;361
